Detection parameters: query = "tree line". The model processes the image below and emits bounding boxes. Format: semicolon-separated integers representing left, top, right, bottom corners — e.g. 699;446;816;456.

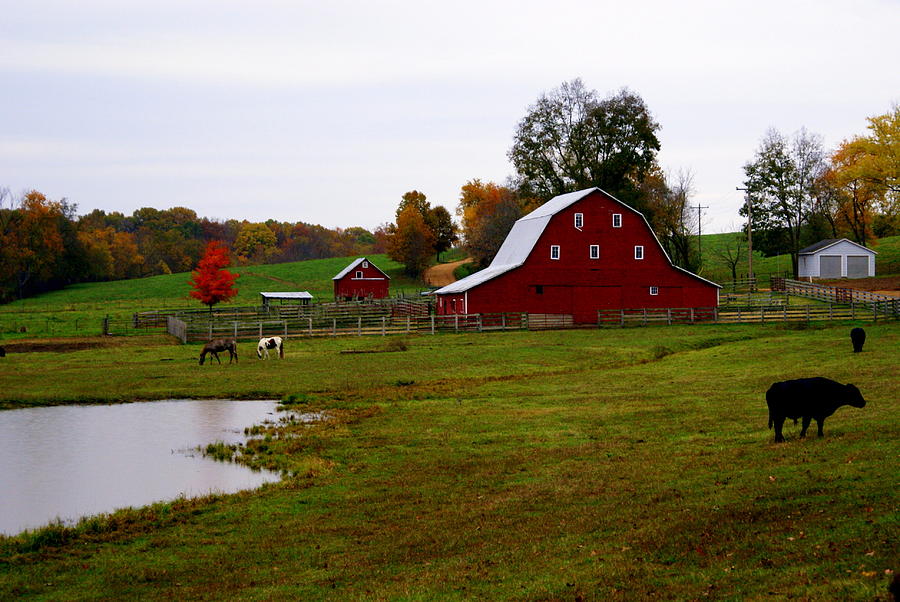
0;189;382;302
741;105;899;277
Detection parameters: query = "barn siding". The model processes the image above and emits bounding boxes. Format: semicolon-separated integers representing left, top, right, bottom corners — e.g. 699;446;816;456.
334;260;390;300
437;189;718;322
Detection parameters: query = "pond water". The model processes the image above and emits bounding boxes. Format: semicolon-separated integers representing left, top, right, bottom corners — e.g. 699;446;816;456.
0;399;283;535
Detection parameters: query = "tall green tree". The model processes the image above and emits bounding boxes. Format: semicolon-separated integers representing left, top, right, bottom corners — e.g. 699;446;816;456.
741;128;825;277
508;79;661;211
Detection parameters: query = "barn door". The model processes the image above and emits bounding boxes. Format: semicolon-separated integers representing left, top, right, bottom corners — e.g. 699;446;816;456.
846;256;869;278
819;255;841;278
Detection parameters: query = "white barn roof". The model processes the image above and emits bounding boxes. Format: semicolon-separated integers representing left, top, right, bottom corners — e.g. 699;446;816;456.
260;291;313;300
435;187;719;294
333;257;390;280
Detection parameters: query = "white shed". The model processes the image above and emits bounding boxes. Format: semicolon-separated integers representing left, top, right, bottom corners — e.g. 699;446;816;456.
798;239;876;279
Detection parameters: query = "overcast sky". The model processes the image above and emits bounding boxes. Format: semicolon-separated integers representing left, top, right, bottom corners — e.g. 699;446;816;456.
2;0;898;234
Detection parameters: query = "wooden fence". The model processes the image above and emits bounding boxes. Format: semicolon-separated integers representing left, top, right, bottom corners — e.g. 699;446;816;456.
772;278;900;315
598;303;895;327
166;312;529;343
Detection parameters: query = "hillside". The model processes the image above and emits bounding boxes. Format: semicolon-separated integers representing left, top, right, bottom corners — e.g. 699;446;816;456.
0;255;424;339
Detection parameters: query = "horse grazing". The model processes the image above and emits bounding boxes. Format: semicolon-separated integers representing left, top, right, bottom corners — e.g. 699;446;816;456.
257;336;284;359
199;339;238;365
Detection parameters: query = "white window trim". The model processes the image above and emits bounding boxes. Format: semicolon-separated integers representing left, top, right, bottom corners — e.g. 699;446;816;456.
550;245;560;260
355;270;363;279
589;244;600;259
362;261;368;268
650;286;659;296
613;214;622;228
634;246;644;260
574;213;584;230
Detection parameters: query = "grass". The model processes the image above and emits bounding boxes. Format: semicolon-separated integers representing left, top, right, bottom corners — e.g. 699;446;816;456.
0;254;425;340
1;322;897;599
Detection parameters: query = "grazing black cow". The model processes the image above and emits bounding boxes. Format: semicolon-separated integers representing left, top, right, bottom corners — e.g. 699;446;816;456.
766;377;866;443
850;327;866;353
0;345;5;357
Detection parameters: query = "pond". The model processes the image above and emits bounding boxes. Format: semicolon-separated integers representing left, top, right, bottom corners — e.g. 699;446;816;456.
0;399;283;536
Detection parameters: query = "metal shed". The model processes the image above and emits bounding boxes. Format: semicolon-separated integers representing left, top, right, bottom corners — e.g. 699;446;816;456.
798;239;876;279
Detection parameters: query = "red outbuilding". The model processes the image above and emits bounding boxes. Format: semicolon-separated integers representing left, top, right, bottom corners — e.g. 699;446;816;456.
333;257;390;301
434;187;720;323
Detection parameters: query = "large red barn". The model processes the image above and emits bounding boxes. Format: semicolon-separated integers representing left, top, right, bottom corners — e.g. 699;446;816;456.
434;187;719;323
333;257;390;301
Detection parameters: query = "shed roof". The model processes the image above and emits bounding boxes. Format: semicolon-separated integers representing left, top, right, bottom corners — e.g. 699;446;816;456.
798;238;876;255
333;257;390;280
435;187;720;294
260;291;313;300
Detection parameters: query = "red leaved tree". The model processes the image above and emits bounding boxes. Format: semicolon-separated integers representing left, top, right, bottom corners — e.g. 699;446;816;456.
188;241;239;311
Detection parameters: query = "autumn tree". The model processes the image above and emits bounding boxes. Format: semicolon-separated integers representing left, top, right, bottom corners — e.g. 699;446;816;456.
188;241;239;311
508;79;661;211
233;222;278;264
0;191;66;299
741;128;826;277
456;180;530;268
427;205;458;261
644;168;701;272
386;205;436;277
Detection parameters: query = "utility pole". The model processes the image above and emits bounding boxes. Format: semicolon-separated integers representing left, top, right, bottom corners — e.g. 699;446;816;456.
736;187;753;280
693;203;709;263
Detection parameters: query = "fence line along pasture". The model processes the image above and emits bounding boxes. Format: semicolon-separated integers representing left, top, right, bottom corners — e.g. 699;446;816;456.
165;312;530;343
772;278;900;313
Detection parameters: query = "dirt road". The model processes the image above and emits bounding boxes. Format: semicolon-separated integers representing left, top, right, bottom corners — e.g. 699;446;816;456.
423;258;472;287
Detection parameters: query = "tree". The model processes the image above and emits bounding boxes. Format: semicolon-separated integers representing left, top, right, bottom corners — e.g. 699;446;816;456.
643;168;700;272
188;241;239;311
427;205;458;261
395;190;430;222
825;140;879;246
233;222;278;264
456;180;525;267
741;128;825;277
508;79;661;210
715;234;746;281
0;191;66;299
386;205;436;277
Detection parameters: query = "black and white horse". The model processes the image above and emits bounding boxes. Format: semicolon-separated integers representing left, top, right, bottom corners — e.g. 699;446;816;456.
199;339;238;365
257;336;284;359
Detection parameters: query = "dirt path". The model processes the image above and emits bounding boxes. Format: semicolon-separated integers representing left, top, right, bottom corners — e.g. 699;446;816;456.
424;258;472;287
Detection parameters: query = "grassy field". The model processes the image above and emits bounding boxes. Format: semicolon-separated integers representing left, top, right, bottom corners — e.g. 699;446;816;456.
697;233;900;284
1;322;897;599
0;254;425;340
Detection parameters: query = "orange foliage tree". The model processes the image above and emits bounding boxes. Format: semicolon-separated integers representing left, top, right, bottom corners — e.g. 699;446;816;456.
0;190;65;299
188;241;239;311
386;205;436;277
456;180;532;267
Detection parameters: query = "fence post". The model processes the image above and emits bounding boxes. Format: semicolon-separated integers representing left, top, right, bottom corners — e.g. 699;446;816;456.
308;317;313;336
713;307;718;323
431;315;435;335
737;308;742;323
851;302;856;319
406;316;410;334
382;316;386;336
103;315;110;335
210;323;214;339
760;308;765;323
690;308;695;324
455;315;459;333
478;314;483;332
642;308;647;326
806;306;810;324
358;316;362;336
284;321;288;336
502;314;506;330
332;318;336;336
620;310;625;327
234;322;238;339
667;308;672;325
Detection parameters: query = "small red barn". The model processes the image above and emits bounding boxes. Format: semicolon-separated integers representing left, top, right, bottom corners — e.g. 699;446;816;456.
434;187;720;323
333;257;390;301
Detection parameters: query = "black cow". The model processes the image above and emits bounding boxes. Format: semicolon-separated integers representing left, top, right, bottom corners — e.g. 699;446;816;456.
766;377;866;443
0;345;5;357
850;327;866;353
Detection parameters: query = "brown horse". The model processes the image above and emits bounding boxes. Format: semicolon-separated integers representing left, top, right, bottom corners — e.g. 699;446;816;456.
199;339;238;365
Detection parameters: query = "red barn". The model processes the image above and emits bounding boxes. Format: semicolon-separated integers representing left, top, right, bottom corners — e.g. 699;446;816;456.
434;187;719;323
333;257;390;301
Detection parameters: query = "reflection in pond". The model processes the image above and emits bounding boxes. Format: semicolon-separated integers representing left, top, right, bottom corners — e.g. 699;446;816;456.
0;399;283;535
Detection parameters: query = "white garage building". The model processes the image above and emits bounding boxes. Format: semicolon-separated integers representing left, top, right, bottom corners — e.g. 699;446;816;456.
798;239;876;279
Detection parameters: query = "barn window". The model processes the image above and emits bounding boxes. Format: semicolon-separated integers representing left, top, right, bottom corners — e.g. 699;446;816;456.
550;245;560;260
451;299;456;312
535;285;544;295
574;213;584;229
362;261;368;268
355;271;363;279
650;286;659;296
613;214;622;228
634;246;644;260
589;245;600;259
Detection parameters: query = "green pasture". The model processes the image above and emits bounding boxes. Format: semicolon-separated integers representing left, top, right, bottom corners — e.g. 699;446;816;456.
1;322;897;599
0;254;424;340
